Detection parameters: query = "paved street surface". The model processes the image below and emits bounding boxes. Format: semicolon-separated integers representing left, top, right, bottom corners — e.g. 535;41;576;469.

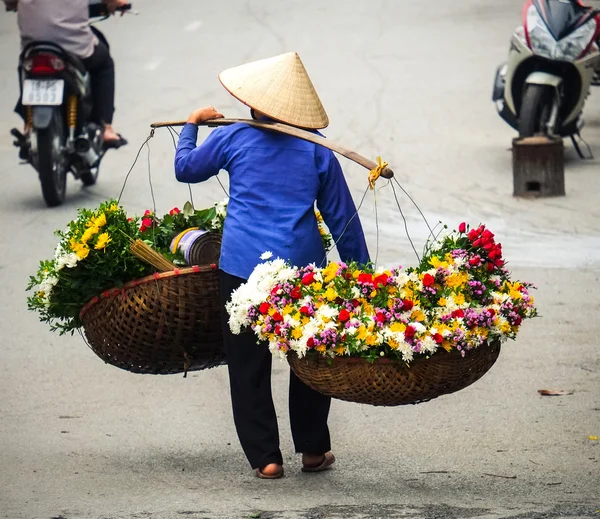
1;1;599;518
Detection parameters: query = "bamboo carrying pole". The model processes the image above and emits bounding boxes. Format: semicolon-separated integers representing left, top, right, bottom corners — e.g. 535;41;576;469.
150;118;395;179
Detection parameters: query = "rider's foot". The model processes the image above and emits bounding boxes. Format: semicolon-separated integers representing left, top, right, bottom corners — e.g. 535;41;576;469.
103;124;121;142
103;124;127;149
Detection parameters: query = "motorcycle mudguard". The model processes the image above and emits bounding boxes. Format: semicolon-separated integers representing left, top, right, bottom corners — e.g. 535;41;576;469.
32;106;55;130
525;72;563;88
492;64;506;101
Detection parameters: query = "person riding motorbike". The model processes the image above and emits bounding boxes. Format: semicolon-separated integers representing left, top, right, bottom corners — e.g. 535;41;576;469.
4;0;128;149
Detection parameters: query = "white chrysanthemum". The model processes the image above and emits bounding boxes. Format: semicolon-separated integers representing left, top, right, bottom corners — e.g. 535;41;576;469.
351;286;361;299
420;336;439;354
215;198;228;217
260;251;273;260
316;304;336;320
226;259;299;334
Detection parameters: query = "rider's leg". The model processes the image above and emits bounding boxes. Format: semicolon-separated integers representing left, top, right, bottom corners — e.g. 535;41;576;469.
81;41;121;143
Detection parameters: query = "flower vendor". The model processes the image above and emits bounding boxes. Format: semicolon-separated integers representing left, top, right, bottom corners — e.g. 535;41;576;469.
174;52;370;479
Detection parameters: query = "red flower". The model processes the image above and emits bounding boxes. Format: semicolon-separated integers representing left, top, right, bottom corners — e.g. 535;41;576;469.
488;308;496;316
452;309;465;318
307;337;315;348
140;217;153;232
338;309;350;322
404;326;416;339
472;239;482;248
169;207;180;216
468;228;482;241
299;306;310;315
143;209;152;216
495;259;505;268
357;273;373;284
402;299;414;311
352;299;360;308
468;256;481;266
375;311;386;323
290;286;302;300
272;312;283;322
433;333;443;344
274;325;281;335
422;273;435;287
486;262;495;272
302;272;315;285
259;302;270;314
374;274;389;287
458;222;467;233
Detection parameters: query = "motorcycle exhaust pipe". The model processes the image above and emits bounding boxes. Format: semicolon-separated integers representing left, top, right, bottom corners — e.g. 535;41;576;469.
74;136;99;167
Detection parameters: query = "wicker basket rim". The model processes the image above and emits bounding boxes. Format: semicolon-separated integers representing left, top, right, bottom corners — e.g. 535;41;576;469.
289;339;501;366
79;264;218;319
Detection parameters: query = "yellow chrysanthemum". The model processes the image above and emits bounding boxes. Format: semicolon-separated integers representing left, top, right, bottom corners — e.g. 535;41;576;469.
366;334;379;346
108;203;119;212
323;262;339;283
74;244;90;259
80;226;98;244
334;346;345;355
315;345;327;353
411;309;426;322
357;325;368;340
389;322;406;333
453;293;466;306
313;282;323;291
438;297;447;307
94;213;107;228
325;286;338;301
445;272;469;289
95;232;111;250
291;327;303;340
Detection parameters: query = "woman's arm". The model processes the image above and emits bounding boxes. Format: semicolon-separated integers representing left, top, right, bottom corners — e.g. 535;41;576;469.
174;106;226;184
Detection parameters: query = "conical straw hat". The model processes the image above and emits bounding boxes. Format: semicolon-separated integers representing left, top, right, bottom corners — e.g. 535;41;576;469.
219;52;329;129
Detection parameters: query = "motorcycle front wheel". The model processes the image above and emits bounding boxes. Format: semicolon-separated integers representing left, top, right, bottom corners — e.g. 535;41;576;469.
518;84;556;138
36;109;67;207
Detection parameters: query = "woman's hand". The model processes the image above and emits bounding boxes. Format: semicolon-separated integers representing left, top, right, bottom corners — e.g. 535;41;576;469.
187;106;224;125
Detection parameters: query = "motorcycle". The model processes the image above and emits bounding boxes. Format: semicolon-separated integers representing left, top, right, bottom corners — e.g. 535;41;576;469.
492;0;600;145
9;3;131;207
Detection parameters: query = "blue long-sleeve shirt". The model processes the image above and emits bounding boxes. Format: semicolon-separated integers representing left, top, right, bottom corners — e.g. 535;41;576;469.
175;122;370;279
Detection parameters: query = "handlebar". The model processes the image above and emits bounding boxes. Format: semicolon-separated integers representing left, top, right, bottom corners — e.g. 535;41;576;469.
88;3;132;18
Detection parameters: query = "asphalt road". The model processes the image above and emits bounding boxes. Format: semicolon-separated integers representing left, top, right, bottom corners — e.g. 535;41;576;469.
0;1;599;518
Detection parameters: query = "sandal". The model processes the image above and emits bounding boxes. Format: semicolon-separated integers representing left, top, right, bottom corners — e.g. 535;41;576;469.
301;451;335;473
255;464;284;479
103;134;128;150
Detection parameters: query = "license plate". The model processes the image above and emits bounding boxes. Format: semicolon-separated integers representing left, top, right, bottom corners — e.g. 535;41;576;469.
22;79;65;106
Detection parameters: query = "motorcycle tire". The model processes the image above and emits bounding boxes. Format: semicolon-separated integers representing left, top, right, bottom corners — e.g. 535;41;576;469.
518;84;555;138
36;109;67;207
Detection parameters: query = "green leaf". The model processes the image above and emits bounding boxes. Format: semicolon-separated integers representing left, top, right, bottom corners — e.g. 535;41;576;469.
183;201;194;217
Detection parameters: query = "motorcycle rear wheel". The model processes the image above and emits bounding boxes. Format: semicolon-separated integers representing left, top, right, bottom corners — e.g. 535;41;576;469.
36;110;67;207
518;84;556;138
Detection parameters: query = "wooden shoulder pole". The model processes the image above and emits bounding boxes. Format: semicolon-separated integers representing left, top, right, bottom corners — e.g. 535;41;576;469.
150;118;394;179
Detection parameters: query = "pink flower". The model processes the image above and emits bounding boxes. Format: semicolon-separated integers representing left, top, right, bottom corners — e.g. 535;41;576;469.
458;222;467;233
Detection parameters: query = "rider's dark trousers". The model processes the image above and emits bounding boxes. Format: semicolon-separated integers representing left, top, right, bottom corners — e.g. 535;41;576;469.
82;40;115;126
219;269;332;470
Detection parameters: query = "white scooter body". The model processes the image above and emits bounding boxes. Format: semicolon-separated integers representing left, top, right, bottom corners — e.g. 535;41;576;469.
493;0;600;138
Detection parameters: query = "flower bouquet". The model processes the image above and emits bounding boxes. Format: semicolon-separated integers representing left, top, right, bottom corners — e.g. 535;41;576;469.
27;199;229;375
226;223;537;405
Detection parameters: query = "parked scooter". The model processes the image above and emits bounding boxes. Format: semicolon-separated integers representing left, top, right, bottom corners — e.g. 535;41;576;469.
493;0;600;146
9;3;131;207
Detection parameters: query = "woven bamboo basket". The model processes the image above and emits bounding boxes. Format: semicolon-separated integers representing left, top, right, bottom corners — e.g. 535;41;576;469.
79;265;225;375
287;340;501;406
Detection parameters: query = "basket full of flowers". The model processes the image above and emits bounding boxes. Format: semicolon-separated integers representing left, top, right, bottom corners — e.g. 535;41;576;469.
226;223;537;405
27;199;228;375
